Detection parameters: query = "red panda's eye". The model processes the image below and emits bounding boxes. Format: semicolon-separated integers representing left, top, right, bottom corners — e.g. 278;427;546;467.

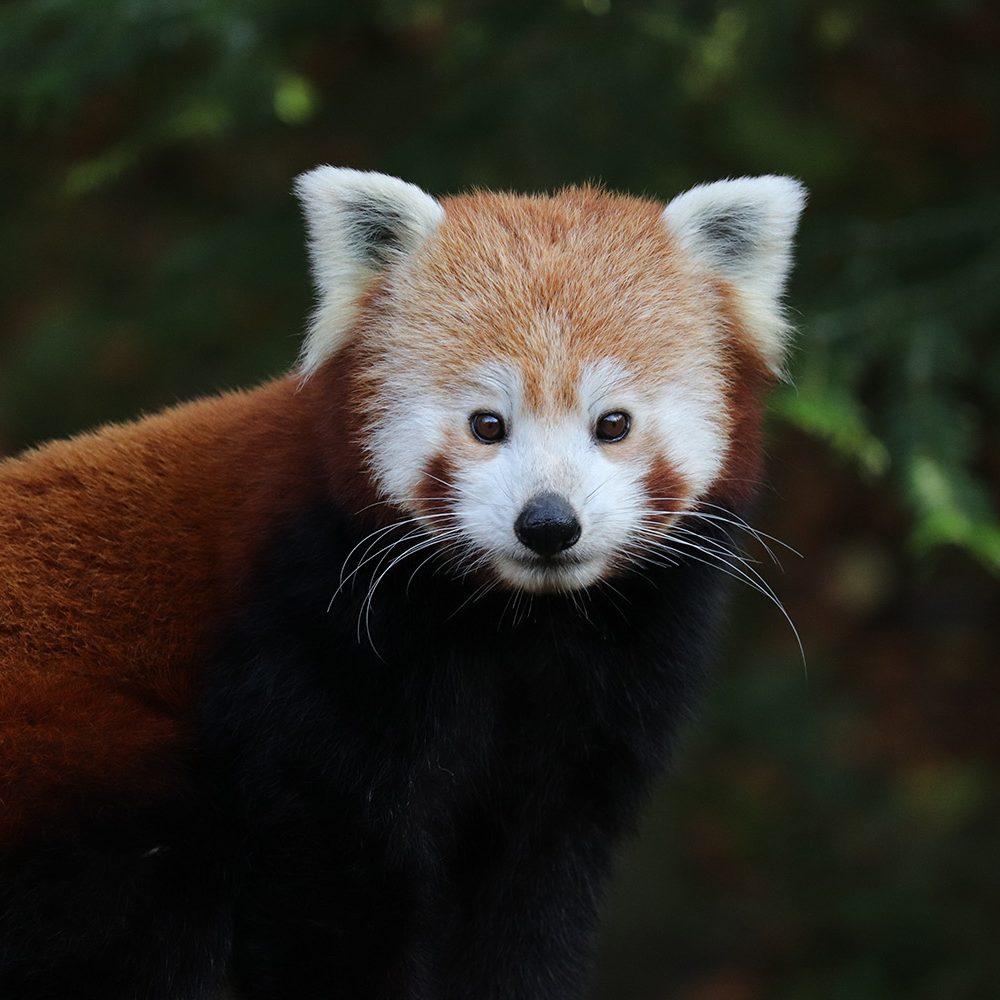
470;412;506;444
595;411;631;443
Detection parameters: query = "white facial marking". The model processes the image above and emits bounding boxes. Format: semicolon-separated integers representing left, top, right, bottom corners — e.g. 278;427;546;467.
372;358;728;593
365;371;444;501
653;374;728;497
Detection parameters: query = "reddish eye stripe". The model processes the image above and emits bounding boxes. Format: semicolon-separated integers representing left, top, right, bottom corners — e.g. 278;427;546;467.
414;453;457;515
642;455;692;515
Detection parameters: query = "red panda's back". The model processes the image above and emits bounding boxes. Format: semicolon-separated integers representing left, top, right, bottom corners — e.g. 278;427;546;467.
0;376;317;844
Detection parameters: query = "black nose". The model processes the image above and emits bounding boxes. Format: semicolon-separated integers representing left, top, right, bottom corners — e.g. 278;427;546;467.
514;492;581;557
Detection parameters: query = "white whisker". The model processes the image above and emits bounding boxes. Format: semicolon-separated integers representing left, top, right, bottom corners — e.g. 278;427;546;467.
631;526;806;672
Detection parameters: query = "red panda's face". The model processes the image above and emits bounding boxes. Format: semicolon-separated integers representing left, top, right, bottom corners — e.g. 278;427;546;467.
368;355;721;592
296;170;805;593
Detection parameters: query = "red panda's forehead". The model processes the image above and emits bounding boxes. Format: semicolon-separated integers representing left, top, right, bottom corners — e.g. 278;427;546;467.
387;188;724;407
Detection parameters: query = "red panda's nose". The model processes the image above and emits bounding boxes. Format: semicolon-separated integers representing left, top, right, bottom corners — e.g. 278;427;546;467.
515;493;581;557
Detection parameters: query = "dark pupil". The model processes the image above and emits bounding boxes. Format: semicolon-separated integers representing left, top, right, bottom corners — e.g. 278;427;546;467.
597;412;628;441
472;413;504;442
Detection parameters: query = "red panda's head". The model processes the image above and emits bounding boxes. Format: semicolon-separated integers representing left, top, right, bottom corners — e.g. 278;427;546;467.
296;168;805;593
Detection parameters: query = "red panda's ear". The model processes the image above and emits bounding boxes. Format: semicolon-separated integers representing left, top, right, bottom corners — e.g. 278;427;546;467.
294;166;444;375
662;176;806;378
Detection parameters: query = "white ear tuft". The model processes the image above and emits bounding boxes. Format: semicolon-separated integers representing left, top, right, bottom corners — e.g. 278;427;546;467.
662;176;806;375
294;166;445;374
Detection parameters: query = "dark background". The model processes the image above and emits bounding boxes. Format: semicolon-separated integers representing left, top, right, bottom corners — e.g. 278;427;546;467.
2;2;998;997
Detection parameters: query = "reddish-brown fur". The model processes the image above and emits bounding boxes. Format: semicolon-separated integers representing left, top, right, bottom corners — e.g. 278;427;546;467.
416;454;457;513
710;280;775;510
712;341;771;510
0;365;372;844
642;456;691;509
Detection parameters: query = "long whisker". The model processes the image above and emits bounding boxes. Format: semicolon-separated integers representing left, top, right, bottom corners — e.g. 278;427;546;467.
446;577;502;621
637;510;757;560
645;497;802;559
640;508;784;569
632;527;806;672
336;514;460;600
350;495;453;517
584;471;620;505
665;523;765;567
595;578;630;621
358;529;467;655
633;527;778;605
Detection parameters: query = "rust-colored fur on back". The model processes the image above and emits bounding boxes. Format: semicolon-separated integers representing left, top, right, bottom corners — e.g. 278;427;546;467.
0;368;368;843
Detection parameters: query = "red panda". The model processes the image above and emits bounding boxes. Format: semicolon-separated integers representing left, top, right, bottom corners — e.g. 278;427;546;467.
0;168;805;999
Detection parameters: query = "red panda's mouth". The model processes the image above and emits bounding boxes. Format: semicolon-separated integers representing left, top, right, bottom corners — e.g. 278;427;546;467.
494;548;609;593
509;552;588;569
508;553;592;576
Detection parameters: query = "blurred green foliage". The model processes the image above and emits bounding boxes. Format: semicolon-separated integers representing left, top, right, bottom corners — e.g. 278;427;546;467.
1;2;998;997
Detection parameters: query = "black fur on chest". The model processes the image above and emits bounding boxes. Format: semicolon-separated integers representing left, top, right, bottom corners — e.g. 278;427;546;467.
197;503;730;999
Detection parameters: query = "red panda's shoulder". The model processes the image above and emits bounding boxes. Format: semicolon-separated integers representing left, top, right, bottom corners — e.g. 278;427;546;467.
0;375;327;845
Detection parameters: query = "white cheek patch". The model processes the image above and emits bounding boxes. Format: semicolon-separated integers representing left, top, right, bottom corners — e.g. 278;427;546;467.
573;448;650;563
652;375;728;497
453;450;522;555
366;377;445;501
